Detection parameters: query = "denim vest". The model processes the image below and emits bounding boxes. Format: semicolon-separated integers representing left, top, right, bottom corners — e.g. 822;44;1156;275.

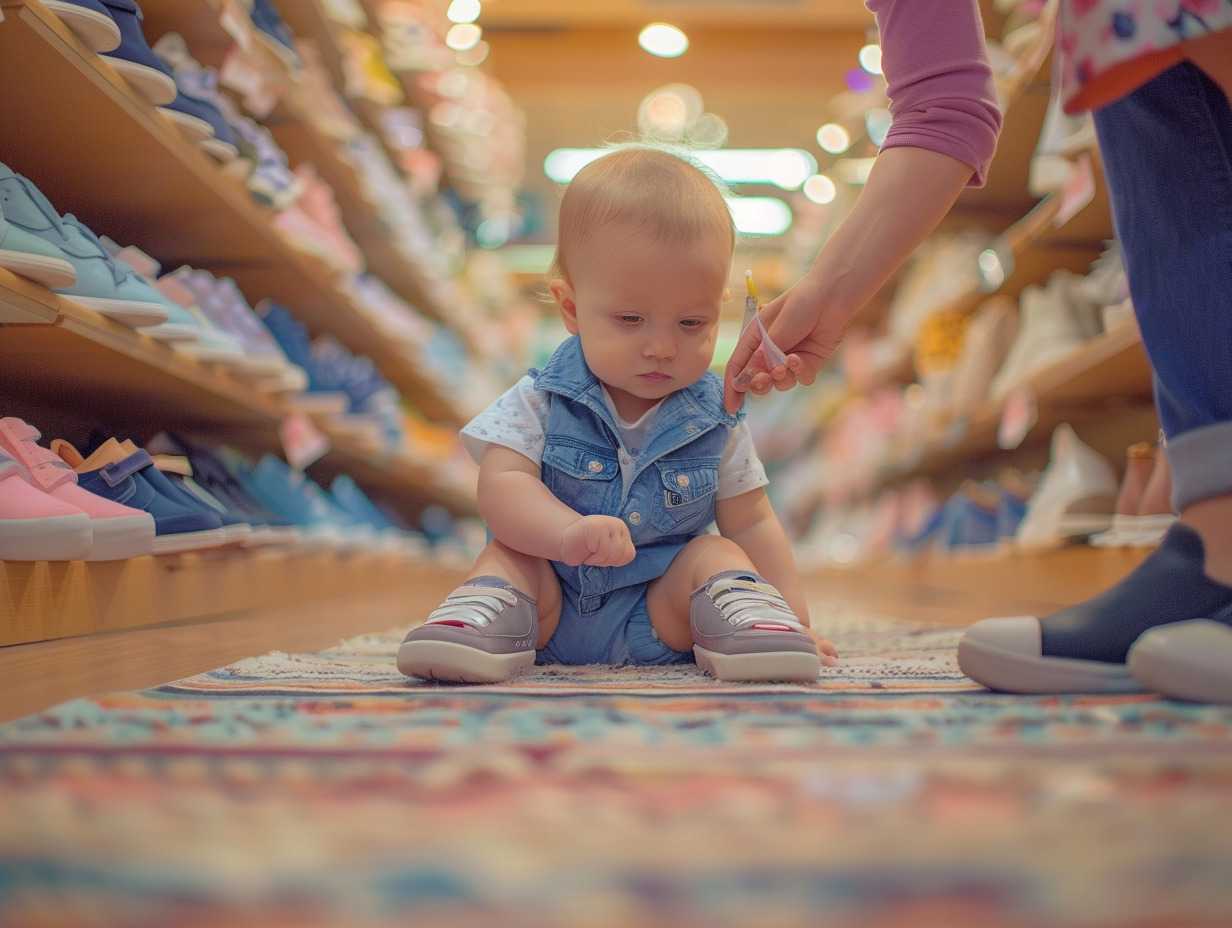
531;335;742;616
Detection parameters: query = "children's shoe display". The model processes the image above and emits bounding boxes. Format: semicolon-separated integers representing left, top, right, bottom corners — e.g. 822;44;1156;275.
1128;619;1232;704
44;0;121;53
151;33;241;161
98;0;178;105
0;201;77;290
690;570;820;683
55;215;171;327
52;437;231;554
397;578;539;683
0;448;93;562
958;523;1232;694
0;418;154;561
1014;423;1117;550
989;278;1088;403
271;164;365;275
248;0;303;71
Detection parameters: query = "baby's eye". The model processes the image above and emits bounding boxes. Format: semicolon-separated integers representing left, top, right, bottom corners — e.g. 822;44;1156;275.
680;318;705;328
616;313;643;324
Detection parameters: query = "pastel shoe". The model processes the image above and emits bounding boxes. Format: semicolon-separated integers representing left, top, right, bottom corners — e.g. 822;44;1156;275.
989;282;1087;403
157;92;217;143
52;438;230;554
0;418;153;561
44;0;121;53
98;0;177;105
0;201;76;290
959;523;1232;694
1014;424;1117;550
0;448;92;562
54;215;169;327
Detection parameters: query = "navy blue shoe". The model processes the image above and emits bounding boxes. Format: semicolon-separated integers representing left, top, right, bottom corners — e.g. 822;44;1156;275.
68;446;230;554
99;0;177;104
958;523;1232;693
45;0;121;52
249;0;302;70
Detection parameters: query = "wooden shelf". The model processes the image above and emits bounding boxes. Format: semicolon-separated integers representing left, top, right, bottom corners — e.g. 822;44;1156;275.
0;0;463;426
0;546;439;647
0;286;477;517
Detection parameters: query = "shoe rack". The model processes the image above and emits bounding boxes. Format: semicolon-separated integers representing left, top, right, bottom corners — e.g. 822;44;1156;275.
0;0;488;644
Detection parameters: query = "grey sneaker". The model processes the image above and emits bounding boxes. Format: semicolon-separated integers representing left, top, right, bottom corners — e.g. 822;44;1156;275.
397;579;538;683
690;571;820;683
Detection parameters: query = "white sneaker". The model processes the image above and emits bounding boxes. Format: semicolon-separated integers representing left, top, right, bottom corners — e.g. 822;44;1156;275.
989;280;1088;403
1129;619;1232;704
1015;424;1117;550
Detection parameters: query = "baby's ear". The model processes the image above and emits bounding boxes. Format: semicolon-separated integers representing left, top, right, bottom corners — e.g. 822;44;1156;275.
549;277;579;333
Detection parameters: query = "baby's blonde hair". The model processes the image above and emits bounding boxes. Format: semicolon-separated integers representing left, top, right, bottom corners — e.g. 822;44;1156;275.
549;145;735;283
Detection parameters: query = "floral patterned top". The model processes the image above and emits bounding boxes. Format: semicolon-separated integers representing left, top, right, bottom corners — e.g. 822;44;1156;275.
1058;0;1232;112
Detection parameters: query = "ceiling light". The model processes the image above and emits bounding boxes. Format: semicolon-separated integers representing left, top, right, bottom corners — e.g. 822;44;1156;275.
446;0;481;23
445;22;482;51
802;174;837;205
816;123;850;154
544;148;818;190
727;197;792;236
858;43;883;75
638;23;688;58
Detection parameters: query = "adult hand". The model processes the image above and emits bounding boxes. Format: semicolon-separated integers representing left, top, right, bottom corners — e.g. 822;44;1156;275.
723;273;848;413
560;515;636;567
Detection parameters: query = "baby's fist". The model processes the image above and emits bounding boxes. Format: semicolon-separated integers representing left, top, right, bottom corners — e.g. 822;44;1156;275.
560;516;635;567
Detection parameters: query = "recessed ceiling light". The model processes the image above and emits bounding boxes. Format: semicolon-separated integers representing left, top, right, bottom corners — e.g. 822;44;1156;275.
638;23;688;58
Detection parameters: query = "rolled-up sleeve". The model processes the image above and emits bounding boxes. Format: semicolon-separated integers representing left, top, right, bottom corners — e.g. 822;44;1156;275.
867;0;1004;186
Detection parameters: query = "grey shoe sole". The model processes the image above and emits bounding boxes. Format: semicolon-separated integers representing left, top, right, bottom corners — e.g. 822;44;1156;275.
397;639;535;684
694;645;820;684
956;635;1142;694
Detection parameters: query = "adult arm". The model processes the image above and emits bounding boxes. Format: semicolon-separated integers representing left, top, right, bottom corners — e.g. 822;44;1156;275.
724;0;1002;411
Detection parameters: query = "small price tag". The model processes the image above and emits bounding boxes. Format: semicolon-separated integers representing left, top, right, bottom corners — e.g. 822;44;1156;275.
1056;151;1095;228
280;413;331;471
998;384;1038;450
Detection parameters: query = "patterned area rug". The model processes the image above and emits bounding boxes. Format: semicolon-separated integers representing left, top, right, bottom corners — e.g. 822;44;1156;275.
3;607;1232;927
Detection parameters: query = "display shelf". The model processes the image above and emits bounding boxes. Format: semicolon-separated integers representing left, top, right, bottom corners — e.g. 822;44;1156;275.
900;317;1155;481
0;0;463;427
0;287;478;516
0;545;434;647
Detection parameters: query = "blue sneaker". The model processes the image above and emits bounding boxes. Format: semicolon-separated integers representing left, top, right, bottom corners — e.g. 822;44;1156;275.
98;0;177;105
44;0;120;52
258;301;352;413
56;215;171;327
249;0;302;70
240;453;373;551
0;200;76;289
150;33;241;162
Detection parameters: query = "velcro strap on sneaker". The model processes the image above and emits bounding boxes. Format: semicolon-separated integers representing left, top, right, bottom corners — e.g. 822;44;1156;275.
99;449;154;487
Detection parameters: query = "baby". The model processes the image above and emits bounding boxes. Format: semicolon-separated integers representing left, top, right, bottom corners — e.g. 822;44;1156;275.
398;146;838;684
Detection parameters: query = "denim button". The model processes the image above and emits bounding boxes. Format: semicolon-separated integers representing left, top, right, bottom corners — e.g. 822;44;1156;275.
588;460;603;473
676;474;689;487
628;512;641;524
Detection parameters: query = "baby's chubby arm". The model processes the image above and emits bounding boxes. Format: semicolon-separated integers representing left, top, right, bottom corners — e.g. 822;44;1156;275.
478;444;635;568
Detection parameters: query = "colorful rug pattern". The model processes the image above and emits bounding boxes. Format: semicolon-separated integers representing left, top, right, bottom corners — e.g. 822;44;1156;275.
3;606;1232;927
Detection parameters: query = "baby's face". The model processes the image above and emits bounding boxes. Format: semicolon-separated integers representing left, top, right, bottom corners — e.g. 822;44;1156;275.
555;227;730;422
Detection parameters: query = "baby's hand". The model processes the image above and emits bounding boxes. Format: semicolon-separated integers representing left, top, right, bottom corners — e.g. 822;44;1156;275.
560;516;635;567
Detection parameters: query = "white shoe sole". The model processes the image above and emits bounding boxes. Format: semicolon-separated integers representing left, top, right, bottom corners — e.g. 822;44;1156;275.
0;248;77;290
44;0;120;52
101;56;178;106
956;634;1142;694
157;107;215;143
0;513;93;561
68;295;170;328
397;639;535;684
693;646;820;683
152;527;232;554
83;514;155;561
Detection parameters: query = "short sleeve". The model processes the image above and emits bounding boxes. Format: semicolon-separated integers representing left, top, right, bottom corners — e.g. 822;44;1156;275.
459;375;550;466
717;419;769;499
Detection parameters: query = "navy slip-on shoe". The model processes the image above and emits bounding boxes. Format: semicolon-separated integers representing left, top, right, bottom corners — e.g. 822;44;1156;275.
957;523;1232;694
99;0;177;105
44;0;121;52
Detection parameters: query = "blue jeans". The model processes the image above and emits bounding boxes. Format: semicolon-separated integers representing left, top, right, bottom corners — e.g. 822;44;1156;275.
1093;61;1232;511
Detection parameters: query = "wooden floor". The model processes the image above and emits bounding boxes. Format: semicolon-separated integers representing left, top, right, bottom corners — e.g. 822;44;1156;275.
0;544;1149;724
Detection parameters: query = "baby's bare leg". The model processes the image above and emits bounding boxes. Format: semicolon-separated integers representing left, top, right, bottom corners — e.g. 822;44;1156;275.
469;538;563;646
646;535;755;651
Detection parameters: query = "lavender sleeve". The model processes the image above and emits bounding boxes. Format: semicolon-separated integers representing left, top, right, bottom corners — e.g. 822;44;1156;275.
866;0;1003;186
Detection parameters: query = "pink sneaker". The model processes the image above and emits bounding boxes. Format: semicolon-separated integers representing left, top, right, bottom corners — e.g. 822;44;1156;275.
0;447;93;561
0;418;154;561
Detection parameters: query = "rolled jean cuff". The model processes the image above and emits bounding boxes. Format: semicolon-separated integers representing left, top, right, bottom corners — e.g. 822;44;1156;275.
1167;421;1232;510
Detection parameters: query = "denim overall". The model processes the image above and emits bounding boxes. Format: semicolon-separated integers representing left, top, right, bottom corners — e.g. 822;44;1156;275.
531;336;742;666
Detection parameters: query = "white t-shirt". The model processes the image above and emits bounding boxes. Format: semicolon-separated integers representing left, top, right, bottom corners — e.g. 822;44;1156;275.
461;375;768;500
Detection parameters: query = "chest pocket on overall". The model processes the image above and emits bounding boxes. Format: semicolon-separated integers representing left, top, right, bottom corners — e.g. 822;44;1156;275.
651;460;719;535
541;438;621;516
